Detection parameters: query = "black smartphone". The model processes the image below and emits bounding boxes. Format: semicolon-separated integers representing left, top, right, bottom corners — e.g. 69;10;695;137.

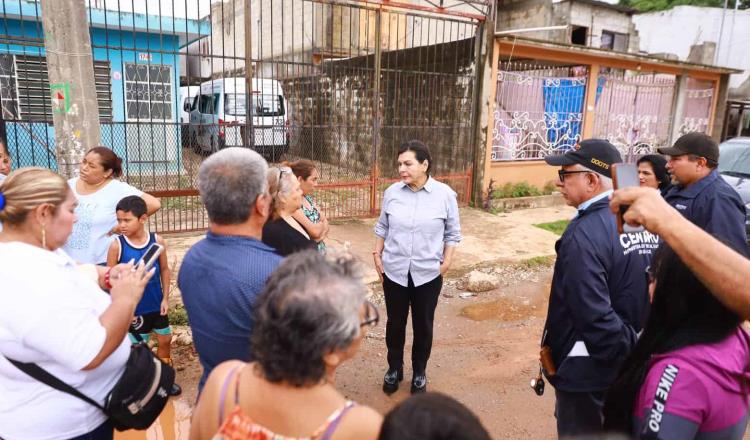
136;243;164;272
612;163;645;234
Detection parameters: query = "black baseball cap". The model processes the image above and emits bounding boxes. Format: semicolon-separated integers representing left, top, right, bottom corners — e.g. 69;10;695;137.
544;139;623;178
657;132;719;163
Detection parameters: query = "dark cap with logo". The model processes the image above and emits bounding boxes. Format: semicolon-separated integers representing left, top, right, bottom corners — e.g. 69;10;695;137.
544;139;623;178
657;132;719;163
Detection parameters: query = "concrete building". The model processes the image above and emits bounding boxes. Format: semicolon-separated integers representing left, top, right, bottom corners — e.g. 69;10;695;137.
207;0;479;78
634;6;750;96
496;0;639;52
634;6;750;138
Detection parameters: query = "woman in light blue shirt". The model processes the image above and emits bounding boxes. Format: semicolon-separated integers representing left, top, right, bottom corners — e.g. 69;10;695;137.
373;140;462;395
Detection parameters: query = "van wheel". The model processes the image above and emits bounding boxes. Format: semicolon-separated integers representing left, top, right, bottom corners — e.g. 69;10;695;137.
191;133;202;156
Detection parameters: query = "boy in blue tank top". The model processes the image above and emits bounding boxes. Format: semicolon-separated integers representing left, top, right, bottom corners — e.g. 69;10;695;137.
107;195;181;396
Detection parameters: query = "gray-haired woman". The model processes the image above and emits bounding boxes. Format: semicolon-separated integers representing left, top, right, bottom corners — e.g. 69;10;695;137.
189;250;383;440
262;166;317;257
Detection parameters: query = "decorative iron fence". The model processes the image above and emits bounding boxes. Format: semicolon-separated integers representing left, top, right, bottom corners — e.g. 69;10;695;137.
678;78;714;135
492;62;588;161
592;72;676;160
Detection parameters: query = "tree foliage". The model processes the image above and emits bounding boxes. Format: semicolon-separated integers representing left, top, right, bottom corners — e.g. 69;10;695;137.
620;0;750;12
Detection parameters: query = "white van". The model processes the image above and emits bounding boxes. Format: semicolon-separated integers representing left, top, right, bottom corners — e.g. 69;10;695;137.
179;86;199;147
187;77;289;161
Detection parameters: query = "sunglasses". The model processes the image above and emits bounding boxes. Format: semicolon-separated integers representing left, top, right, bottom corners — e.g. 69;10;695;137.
360;300;380;328
558;169;591;182
273;166;292;198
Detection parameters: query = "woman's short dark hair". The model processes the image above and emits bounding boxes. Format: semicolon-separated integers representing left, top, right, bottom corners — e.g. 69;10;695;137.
636;154;670;191
378;393;491;440
603;243;742;434
250;250;366;387
398;140;432;175
87;146;123;178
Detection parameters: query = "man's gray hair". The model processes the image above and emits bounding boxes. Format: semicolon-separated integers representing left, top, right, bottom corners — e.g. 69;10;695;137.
597;173;613;190
198;147;268;225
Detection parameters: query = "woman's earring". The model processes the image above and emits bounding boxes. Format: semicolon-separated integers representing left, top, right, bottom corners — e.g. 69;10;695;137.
41;223;47;249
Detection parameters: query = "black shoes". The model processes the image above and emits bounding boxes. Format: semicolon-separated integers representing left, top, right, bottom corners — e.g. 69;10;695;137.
168;383;182;397
411;374;427;394
382;368;404;395
383;368;427;394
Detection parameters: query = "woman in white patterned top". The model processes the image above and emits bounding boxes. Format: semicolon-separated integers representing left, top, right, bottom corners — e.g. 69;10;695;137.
63;146;160;264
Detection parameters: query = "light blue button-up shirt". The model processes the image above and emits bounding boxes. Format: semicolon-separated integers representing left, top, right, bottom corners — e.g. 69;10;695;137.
375;177;462;287
574;190;613;218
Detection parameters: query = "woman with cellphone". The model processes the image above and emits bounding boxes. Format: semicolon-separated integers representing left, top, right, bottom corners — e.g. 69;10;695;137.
0;167;153;440
374;140;462;395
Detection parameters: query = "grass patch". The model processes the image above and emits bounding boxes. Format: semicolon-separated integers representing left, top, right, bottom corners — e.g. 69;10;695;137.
518;255;556;269
534;220;570;236
168;305;189;326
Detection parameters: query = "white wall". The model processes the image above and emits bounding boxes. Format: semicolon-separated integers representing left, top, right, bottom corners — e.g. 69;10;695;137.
634;6;750;89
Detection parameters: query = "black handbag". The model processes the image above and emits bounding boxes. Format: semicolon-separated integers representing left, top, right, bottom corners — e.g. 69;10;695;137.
4;335;175;431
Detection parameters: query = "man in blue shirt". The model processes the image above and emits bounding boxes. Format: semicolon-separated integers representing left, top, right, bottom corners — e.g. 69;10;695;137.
542;140;654;437
658;132;748;254
178;147;282;391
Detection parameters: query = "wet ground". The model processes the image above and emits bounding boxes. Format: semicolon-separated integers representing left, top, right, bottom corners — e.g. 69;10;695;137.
115;262;558;439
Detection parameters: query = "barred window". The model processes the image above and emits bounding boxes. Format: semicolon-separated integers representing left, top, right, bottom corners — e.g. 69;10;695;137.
124;63;172;121
3;54;112;122
0;54;18;119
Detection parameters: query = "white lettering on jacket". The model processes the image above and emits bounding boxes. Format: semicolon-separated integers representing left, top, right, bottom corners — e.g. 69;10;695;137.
619;231;660;255
645;364;679;434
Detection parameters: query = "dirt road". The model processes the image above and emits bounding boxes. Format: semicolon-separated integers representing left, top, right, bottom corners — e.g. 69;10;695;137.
116;206;574;439
117;262;558;440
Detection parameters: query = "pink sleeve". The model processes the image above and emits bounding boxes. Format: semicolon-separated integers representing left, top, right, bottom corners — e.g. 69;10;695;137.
635;358;708;426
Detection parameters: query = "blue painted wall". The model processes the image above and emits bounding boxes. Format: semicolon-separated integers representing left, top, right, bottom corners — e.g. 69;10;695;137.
0;5;209;176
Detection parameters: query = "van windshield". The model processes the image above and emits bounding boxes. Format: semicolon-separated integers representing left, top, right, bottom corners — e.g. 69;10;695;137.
225;93;285;117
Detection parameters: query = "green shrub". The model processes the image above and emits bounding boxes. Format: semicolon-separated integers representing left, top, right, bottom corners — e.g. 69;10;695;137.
542;180;557;195
491;181;544;199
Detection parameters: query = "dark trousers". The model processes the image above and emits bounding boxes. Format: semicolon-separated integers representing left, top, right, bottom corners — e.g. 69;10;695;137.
383;272;442;376
554;388;605;439
67;420;113;440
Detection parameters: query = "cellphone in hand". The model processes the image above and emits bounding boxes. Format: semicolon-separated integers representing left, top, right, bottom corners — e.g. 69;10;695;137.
136;243;164;272
611;163;645;235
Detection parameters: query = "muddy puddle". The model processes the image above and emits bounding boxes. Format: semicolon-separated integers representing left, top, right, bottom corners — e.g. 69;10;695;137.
115;398;192;440
459;279;550;322
460;297;539;321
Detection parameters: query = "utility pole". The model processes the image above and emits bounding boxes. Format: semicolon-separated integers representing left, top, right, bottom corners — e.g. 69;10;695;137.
244;0;254;149
41;0;101;179
715;0;729;65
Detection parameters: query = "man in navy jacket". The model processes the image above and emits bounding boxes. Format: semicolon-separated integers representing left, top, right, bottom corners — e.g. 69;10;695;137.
542;139;654;437
658;132;748;254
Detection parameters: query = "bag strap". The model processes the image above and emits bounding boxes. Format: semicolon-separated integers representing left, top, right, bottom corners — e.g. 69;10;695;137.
2;355;105;411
